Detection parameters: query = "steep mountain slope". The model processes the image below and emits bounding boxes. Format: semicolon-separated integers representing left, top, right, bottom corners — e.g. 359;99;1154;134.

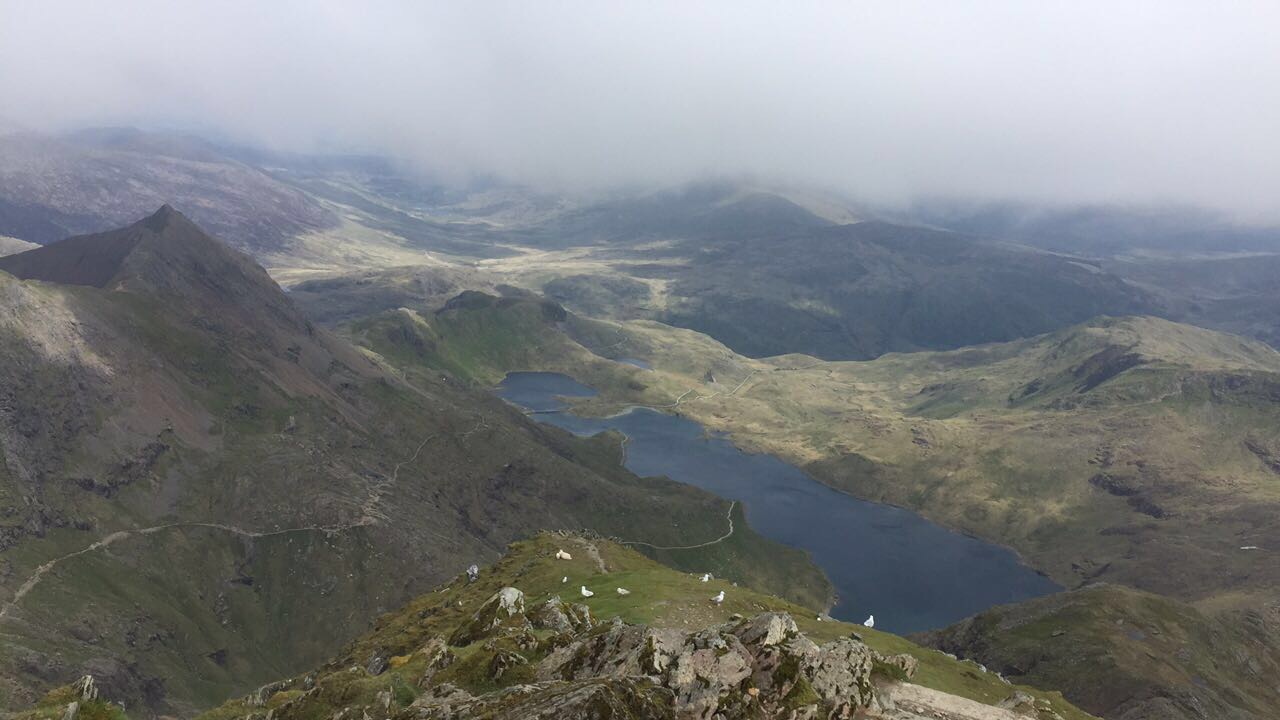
0;209;826;715
192;534;1092;720
0;130;336;251
643;221;1158;359
917;585;1280;720
336;296;1280;719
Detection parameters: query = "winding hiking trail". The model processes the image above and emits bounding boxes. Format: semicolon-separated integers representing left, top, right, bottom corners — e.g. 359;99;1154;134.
0;431;444;622
618;501;737;550
518;367;763;420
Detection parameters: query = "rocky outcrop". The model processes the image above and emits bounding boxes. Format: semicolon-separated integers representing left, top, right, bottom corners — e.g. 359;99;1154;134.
448;587;528;646
529;596;594;635
425;599;918;719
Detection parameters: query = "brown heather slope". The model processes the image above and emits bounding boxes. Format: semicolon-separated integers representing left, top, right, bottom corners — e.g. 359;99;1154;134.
0;209;827;716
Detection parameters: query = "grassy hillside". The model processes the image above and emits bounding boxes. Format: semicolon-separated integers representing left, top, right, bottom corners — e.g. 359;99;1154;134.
917;584;1280;720
196;533;1092;720
338;296;1280;719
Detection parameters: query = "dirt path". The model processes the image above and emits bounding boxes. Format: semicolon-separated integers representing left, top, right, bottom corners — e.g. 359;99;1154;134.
0;429;446;622
618;501;737;551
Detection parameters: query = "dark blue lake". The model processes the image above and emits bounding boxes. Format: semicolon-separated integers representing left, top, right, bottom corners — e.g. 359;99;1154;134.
497;371;1059;634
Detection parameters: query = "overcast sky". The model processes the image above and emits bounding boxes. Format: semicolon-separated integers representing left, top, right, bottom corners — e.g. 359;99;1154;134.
2;1;1278;218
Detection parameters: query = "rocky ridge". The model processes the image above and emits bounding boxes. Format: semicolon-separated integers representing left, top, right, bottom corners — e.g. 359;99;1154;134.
193;534;1087;720
215;590;1056;720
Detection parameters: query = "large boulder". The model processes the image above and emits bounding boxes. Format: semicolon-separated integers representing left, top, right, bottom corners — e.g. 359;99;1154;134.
539;620;685;681
449;587;529;646
415;637;458;687
667;629;754;719
535;611;889;719
530;596;594;635
733;612;799;649
804;638;876;717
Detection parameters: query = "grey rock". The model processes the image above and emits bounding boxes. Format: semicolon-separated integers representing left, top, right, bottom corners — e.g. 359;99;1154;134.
489;649;528;681
71;675;98;702
667;629;753;718
529;596;593;635
733;612;798;648
365;653;388;676
997;689;1038;715
415;637;457;687
449;587;529;646
805;638;876;716
873;650;920;680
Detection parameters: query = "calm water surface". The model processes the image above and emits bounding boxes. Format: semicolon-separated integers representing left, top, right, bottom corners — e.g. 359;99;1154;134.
497;371;1059;634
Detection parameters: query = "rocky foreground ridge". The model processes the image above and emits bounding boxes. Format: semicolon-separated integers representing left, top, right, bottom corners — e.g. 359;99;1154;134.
178;533;1084;720
14;534;1090;720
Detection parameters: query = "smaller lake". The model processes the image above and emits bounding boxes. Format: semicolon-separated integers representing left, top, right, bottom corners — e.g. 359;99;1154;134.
497;371;1059;635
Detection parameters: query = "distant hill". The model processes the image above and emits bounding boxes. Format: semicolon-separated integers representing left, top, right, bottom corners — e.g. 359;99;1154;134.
645;220;1159;359
0;209;823;715
290;183;1165;361
1107;251;1280;350
917;584;1280;720
909;199;1280;255
0;130;337;251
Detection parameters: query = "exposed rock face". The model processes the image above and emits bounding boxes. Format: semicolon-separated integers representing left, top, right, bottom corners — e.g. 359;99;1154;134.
218;594;919;720
448;587;529;646
529;596;594;635
446;601;914;720
70;676;97;702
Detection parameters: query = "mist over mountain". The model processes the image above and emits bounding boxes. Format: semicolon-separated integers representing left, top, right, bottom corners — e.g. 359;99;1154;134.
3;2;1279;219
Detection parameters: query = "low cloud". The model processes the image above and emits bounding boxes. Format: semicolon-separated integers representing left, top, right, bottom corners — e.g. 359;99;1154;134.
2;1;1278;218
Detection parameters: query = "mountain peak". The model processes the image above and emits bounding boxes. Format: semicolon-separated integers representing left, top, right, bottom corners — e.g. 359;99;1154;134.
141;203;182;232
0;208;307;334
0;204;216;289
